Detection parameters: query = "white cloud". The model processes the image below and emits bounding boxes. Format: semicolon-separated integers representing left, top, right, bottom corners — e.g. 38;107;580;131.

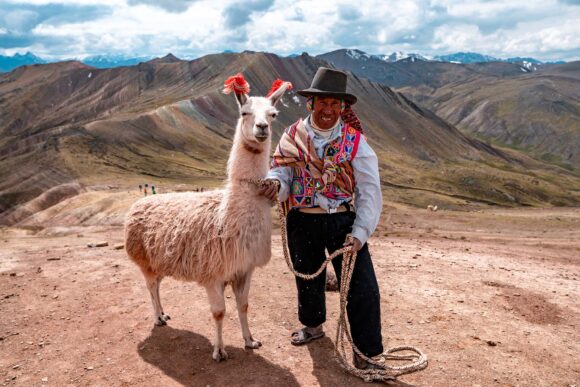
1;0;580;61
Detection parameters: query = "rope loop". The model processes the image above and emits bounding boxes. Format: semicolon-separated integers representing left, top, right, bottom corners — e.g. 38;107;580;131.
245;178;428;381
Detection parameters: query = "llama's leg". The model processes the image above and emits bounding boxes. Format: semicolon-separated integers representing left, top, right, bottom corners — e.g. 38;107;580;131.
232;270;261;349
205;282;228;361
143;271;170;326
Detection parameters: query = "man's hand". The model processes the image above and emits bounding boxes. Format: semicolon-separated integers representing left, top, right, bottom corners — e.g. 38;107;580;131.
258;179;279;202
344;236;363;252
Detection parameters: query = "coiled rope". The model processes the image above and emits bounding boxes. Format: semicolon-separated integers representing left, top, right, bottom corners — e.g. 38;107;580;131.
245;178;428;382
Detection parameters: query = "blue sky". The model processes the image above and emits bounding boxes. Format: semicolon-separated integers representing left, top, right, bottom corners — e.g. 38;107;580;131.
1;0;580;61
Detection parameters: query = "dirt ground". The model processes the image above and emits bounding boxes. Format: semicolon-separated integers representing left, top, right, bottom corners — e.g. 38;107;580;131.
0;206;578;386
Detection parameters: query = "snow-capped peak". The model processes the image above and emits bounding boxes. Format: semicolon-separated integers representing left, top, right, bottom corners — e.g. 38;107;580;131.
376;51;428;63
346;49;370;60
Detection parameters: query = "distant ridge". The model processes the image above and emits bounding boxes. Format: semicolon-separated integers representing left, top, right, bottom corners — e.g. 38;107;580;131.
0;52;47;72
0;50;568;73
148;53;182;64
434;52;499;64
82;54;151;69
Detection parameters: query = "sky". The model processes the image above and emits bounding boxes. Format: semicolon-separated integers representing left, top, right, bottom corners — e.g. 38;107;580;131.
1;0;580;62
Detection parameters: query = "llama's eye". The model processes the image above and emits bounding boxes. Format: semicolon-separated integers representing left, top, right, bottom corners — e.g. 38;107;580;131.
241;112;249;116
271;113;277;118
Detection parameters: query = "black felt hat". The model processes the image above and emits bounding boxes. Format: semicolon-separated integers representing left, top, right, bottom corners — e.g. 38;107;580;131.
297;67;357;105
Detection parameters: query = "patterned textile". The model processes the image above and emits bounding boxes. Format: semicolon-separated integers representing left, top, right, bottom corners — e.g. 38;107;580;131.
272;119;362;208
341;103;364;133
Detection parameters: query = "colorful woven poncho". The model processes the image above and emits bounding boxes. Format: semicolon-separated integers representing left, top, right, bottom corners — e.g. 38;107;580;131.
271;118;361;195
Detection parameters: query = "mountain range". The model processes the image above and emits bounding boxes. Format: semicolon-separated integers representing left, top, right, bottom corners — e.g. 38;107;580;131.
1;51;579;225
0;52;153;73
0;50;565;73
318;49;580;171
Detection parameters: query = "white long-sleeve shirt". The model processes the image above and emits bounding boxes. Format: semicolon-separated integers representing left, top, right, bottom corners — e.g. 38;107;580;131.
267;116;382;245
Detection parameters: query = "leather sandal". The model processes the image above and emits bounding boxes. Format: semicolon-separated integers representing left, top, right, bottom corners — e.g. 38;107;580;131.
290;327;325;346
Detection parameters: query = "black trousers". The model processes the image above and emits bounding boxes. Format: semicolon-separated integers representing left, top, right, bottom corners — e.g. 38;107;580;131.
287;209;384;357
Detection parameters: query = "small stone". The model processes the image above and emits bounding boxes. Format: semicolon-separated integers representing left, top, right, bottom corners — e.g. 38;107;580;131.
12;365;20;369
113;243;124;250
41;377;48;382
87;241;108;248
85;366;94;371
486;340;497;346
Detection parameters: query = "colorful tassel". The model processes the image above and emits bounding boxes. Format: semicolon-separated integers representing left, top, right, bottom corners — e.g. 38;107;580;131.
223;73;250;95
267;79;293;97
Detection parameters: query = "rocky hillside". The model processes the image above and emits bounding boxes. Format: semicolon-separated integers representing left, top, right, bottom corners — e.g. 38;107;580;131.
1;52;579;225
318;49;579;172
398;62;580;171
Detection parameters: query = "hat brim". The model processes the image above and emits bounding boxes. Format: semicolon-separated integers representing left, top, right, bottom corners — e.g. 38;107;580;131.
297;88;357;105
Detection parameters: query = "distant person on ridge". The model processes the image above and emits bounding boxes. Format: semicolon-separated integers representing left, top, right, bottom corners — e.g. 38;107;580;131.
259;67;384;370
151;185;156;195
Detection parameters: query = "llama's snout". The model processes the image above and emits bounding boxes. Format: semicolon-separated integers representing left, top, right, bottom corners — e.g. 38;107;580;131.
253;123;269;142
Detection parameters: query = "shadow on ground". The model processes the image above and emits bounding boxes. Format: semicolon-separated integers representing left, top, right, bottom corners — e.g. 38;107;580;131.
307;336;417;387
138;326;300;386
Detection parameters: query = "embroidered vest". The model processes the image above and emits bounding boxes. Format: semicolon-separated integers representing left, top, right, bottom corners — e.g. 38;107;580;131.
289;124;361;209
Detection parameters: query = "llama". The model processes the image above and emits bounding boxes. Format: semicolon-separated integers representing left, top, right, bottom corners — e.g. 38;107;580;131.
124;74;292;361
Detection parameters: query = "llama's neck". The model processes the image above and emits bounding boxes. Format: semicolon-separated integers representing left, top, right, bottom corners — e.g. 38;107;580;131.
225;122;271;190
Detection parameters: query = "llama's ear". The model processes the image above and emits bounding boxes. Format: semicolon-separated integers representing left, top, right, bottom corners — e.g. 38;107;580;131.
234;92;247;108
223;73;250;108
267;80;293;107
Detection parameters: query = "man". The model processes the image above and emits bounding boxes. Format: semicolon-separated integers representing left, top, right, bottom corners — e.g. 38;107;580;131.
260;67;384;369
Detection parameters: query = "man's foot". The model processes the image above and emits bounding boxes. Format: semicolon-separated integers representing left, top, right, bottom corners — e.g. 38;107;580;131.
290;326;325;346
353;352;386;370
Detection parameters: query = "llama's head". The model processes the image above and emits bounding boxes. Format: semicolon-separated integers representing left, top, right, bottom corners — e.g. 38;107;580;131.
224;74;292;143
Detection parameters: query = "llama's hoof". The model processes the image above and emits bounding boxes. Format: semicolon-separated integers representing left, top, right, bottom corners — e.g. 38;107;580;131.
154;316;168;326
212;347;228;362
161;314;171;321
245;338;262;349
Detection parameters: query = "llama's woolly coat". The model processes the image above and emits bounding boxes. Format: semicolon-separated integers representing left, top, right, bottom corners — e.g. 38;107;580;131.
125;185;272;286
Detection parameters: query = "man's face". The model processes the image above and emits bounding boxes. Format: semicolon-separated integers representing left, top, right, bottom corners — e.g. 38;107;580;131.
312;96;341;130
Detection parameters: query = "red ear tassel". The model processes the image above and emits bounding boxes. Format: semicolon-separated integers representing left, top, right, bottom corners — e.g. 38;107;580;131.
267;79;293;97
223;73;250;95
